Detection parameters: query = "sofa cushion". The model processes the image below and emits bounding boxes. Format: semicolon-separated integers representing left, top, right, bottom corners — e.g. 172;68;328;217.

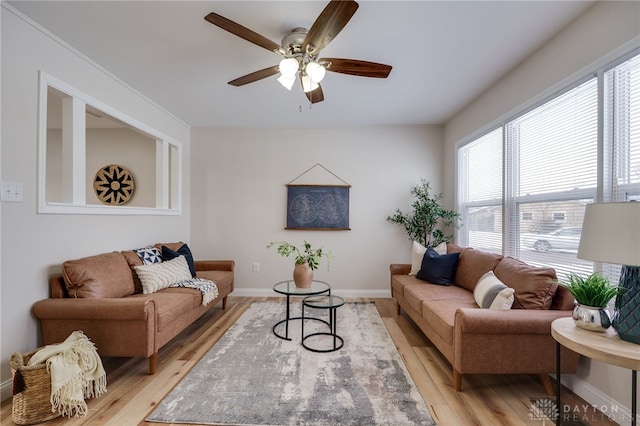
493;256;558;310
405;284;476;346
473;271;515;310
416;248;460;285
62;251;135;298
121;250;144;294
134;255;193;294
455;248;503;292
446;243;464;253
162;244;196;277
410;241;446;275
130;292;195;332
133;246;162;265
154;241;185;252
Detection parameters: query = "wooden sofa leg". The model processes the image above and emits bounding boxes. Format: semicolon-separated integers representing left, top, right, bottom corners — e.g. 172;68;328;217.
396;302;401;315
453;369;462;391
149;352;158;375
222;296;227;309
540;373;554;396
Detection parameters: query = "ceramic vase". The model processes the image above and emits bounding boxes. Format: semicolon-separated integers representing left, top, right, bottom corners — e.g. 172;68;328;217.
293;262;313;288
572;303;611;332
611;265;640;344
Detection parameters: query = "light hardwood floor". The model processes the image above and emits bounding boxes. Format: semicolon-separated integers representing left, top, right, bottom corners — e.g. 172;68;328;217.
1;297;619;426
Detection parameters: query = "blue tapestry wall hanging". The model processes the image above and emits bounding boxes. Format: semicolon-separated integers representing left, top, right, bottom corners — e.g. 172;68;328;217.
286;184;350;230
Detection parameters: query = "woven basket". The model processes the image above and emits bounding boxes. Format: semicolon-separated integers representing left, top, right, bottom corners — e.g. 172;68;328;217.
10;348;61;425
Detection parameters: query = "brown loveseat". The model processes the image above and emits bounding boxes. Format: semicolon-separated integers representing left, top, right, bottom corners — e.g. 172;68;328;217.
33;242;234;375
391;243;580;393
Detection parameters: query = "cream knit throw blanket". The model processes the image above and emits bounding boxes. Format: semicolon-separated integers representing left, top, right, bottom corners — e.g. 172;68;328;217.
28;331;107;417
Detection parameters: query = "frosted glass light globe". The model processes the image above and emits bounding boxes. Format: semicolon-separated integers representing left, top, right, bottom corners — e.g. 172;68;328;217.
306;61;326;83
279;58;299;78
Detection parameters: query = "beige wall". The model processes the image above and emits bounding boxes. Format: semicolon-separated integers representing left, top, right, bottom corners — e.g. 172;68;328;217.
190;126;443;295
443;1;640;419
0;5;191;399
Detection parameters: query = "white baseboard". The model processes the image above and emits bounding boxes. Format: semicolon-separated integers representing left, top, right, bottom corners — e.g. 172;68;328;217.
554;374;634;424
232;287;392;299
1;378;12;403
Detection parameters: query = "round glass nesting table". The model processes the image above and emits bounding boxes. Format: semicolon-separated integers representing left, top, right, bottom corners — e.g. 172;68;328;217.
272;280;330;341
302;294;346;353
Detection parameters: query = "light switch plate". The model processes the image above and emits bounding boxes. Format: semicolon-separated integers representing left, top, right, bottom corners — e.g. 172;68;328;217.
1;182;24;202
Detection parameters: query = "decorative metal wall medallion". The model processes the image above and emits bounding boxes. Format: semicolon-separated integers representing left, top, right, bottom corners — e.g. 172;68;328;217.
93;164;135;205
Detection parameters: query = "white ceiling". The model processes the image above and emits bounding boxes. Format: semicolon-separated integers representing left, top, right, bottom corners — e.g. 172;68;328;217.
8;1;595;128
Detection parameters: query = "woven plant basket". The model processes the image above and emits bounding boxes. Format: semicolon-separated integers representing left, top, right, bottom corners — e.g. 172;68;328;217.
10;348;61;425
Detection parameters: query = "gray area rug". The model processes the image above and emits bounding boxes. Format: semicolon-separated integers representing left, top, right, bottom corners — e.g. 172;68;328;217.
147;301;435;425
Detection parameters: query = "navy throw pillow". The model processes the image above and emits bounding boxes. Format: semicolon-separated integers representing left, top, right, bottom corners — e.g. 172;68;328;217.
162;244;196;277
416;247;460;286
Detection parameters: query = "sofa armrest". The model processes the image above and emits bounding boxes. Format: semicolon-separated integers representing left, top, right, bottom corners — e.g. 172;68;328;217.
194;260;235;272
455;308;573;335
390;264;411;276
33;298;154;321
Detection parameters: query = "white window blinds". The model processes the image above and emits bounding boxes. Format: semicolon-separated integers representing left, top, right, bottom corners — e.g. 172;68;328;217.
505;78;598;279
455;51;640;284
606;54;640;203
457;128;503;253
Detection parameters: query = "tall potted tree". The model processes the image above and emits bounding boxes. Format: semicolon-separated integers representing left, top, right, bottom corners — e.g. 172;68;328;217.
387;179;460;247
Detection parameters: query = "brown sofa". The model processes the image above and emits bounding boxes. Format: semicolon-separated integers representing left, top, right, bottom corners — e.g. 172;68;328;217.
391;243;580;393
33;242;234;374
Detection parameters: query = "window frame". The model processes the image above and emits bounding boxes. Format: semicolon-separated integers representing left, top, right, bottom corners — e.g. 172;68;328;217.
37;71;183;215
455;42;640;279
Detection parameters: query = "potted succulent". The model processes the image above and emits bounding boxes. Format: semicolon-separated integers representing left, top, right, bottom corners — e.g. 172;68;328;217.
387;179;460;247
267;240;332;288
560;272;625;332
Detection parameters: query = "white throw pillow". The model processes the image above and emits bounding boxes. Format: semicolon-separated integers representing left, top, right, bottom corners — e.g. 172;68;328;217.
134;255;193;294
409;241;447;275
473;271;515;310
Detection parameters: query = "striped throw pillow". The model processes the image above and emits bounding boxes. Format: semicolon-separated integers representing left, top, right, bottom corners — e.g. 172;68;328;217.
473;271;515;310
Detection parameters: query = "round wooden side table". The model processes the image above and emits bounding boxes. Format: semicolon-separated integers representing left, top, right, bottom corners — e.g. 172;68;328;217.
552;317;640;426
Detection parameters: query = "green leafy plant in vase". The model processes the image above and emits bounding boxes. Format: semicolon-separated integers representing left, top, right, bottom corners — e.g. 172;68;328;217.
560;272;625;332
387;179;460;248
267;241;332;288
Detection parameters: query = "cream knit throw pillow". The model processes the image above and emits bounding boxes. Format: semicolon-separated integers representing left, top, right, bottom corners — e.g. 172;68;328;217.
134;255;192;294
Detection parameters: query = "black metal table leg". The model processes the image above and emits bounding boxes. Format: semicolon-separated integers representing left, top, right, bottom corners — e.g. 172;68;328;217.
632;370;637;426
557;341;562;426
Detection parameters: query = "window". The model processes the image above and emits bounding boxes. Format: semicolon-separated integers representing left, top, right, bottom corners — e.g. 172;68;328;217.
521;212;534;221
601;53;640;282
457;50;640;281
457;128;502;254
552;212;567;221
38;72;182;215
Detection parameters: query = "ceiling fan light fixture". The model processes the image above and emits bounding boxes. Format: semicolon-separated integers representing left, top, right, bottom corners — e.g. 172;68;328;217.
277;74;296;91
301;74;319;93
305;61;326;83
278;57;299;78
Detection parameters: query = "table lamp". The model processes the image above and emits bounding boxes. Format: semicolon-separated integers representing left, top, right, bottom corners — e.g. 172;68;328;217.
577;202;640;344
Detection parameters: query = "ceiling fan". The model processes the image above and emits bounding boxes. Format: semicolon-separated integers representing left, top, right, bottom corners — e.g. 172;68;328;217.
204;0;392;104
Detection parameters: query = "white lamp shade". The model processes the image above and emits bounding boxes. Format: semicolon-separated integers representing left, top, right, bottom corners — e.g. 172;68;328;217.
301;74;319;93
577;202;640;266
305;61;326;83
278;58;299;78
277;75;296;90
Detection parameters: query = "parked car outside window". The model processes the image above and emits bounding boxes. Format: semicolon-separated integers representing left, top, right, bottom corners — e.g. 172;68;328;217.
521;227;582;252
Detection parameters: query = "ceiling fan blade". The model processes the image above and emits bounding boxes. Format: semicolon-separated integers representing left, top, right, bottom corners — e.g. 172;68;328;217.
205;13;284;55
228;65;280;87
320;58;392;78
304;84;325;104
302;0;359;55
